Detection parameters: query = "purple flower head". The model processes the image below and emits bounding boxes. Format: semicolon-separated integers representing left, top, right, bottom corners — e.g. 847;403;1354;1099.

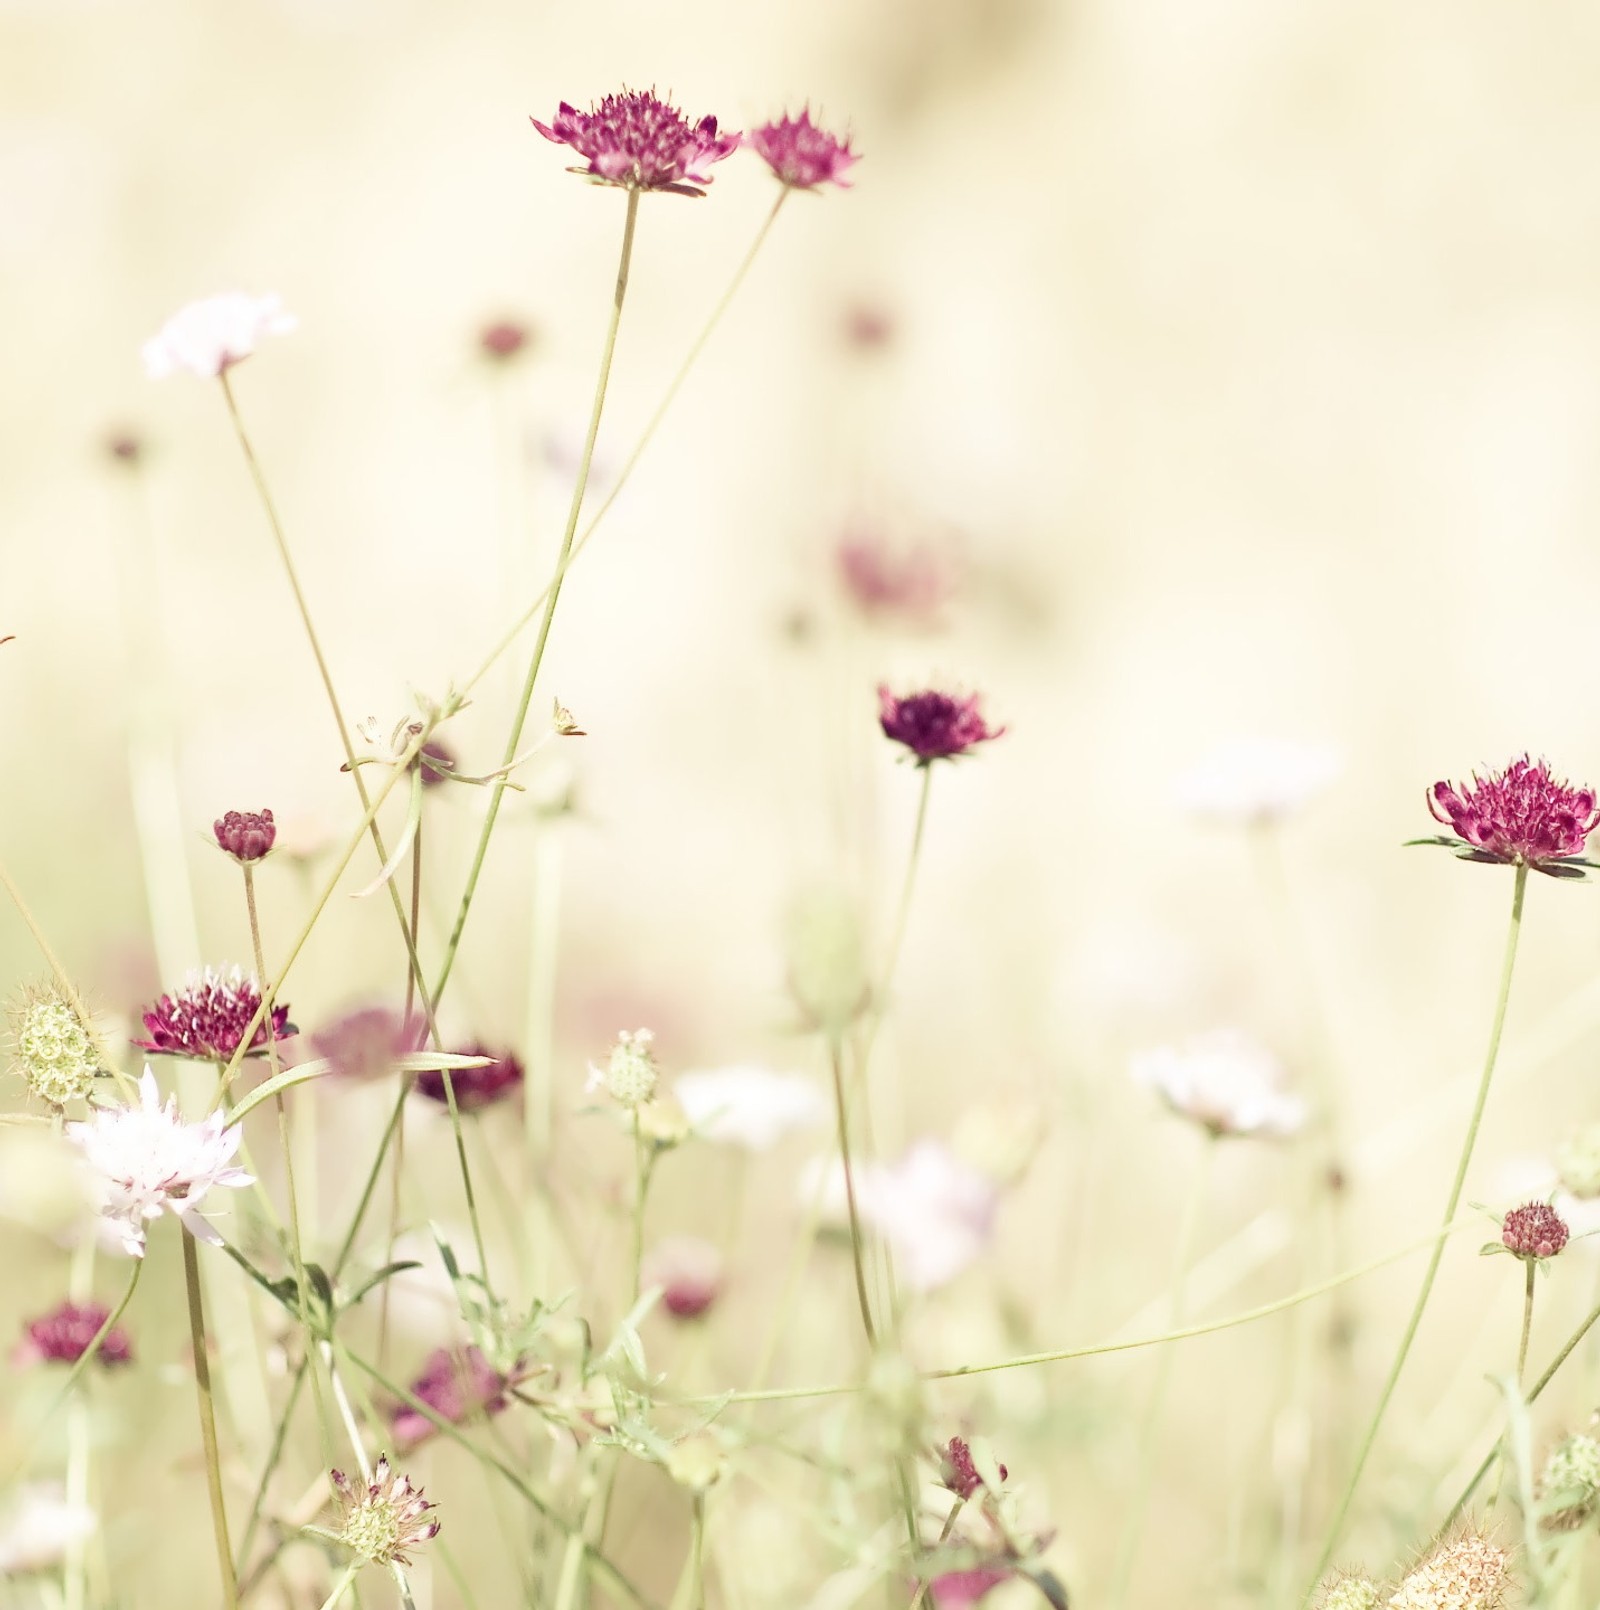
134;966;294;1062
418;739;456;788
939;1436;1007;1501
479;320;532;362
213;808;276;864
1503;1200;1569;1260
747;109;859;191
1421;756;1600;876
310;1006;427;1083
391;1346;507;1448
531;88;739;196
641;1236;723;1319
929;1570;1015;1609
14;1301;132;1369
878;685;1006;765
412;1043;523;1112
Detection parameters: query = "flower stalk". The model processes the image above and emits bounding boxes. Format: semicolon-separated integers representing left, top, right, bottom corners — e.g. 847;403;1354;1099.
183;1226;239;1610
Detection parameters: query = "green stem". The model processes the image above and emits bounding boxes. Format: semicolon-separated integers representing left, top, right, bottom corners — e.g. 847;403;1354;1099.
433;190;640;1013
827;1034;878;1351
631;1109;649;1304
317;1562;360;1610
184;1227;239;1610
908;1499;966;1610
1305;863;1529;1599
1107;1131;1215;1610
1518;1258;1537;1387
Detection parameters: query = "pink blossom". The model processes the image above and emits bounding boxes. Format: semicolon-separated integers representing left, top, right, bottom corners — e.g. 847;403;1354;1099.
14;1301;132;1369
930;1568;1015;1607
1425;755;1600;874
878;686;1006;765
142;292;295;380
747;109;859;190
391;1347;507;1447
837;529;952;625
412;1043;523;1112
641;1236;723;1318
134;966;294;1062
531;89;739;196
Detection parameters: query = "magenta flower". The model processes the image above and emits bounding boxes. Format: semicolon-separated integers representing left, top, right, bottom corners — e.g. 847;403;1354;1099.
878;685;1006;765
838;529;952;625
939;1437;1007;1501
1502;1201;1569;1260
1415;756;1600;877
641;1236;723;1319
479;320;532;362
412;1043;523;1112
929;1569;1015;1608
747;109;859;191
134;967;294;1061
531;88;739;196
14;1302;132;1369
213;808;276;863
391;1346;507;1448
310;1006;426;1082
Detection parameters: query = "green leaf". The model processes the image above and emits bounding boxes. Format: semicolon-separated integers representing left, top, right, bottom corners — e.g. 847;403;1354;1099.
225;1056;335;1125
343;1260;424;1312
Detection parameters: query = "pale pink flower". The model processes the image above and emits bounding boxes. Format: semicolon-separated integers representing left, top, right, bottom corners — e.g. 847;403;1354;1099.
674;1066;829;1151
0;1485;96;1575
1176;737;1340;825
1424;755;1600;875
747;109;859;190
1132;1032;1306;1140
66;1070;252;1257
142;292;296;381
641;1236;723;1318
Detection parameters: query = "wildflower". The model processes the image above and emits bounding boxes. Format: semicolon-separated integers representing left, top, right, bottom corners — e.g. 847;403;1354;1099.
411;1043;522;1112
1132;1032;1307;1140
1385;1530;1509;1608
310;1006;426;1081
1540;1432;1600;1531
1418;755;1600;876
331;1457;439;1566
641;1236;722;1318
66;1069;252;1257
391;1347;506;1448
213;808;276;863
531;88;739;196
142;292;295;381
10;986;102;1107
1501;1200;1569;1260
479;320;532;361
878;685;1005;765
1176;737;1341;825
106;430;142;464
14;1301;132;1369
674;1066;829;1150
857;1140;998;1292
1319;1580;1382;1610
837;529;952;624
134;966;294;1062
940;1436;1007;1501
587;1028;659;1109
929;1570;1014;1608
747;109;859;190
419;738;456;787
0;1484;96;1574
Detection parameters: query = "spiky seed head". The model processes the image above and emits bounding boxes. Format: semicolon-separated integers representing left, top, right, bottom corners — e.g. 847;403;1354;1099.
10;986;101;1107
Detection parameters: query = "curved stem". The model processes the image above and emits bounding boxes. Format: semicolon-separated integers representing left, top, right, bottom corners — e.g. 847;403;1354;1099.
433;190;640;1013
317;1562;360;1610
1305;863;1529;1599
1107;1132;1215;1609
184;1227;238;1610
827;1034;878;1351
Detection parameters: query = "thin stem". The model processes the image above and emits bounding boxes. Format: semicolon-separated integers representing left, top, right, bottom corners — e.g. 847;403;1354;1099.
827;1034;878;1350
317;1563;360;1610
184;1227;239;1610
433;190;640;1013
1107;1132;1215;1610
1518;1259;1538;1387
908;1499;966;1610
631;1108;649;1304
690;1493;705;1610
1305;863;1529;1599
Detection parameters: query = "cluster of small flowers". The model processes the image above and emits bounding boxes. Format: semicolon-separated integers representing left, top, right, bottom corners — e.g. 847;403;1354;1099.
134;965;294;1063
1321;1530;1511;1609
9;985;101;1107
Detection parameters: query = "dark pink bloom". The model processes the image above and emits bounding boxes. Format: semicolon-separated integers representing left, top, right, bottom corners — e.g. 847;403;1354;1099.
747;109;859;190
479;321;531;362
930;1569;1014;1608
412;1043;523;1112
939;1436;1007;1500
134;967;294;1061
1424;756;1600;875
418;739;456;789
310;1006;426;1082
878;686;1006;765
391;1346;507;1447
641;1236;722;1319
531;89;739;196
15;1301;132;1369
213;808;276;863
838;530;951;624
1503;1201;1569;1260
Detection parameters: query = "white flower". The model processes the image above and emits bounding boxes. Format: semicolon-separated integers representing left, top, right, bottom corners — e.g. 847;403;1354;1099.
0;1484;96;1575
142;291;296;380
802;1141;998;1292
674;1066;829;1151
1175;737;1340;825
1132;1032;1306;1139
66;1069;252;1257
585;1028;659;1109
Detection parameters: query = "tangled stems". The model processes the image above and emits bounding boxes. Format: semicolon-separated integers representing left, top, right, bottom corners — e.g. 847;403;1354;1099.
432;190;640;1014
184;1227;238;1610
1305;863;1530;1598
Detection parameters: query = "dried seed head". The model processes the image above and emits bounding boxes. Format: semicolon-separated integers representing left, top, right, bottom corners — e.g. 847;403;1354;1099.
10;986;102;1107
1385;1531;1509;1609
1502;1200;1569;1260
331;1457;439;1566
1540;1432;1600;1531
1319;1579;1382;1610
589;1029;659;1108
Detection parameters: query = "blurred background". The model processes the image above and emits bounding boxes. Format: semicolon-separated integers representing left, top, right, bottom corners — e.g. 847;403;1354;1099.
8;0;1600;1604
